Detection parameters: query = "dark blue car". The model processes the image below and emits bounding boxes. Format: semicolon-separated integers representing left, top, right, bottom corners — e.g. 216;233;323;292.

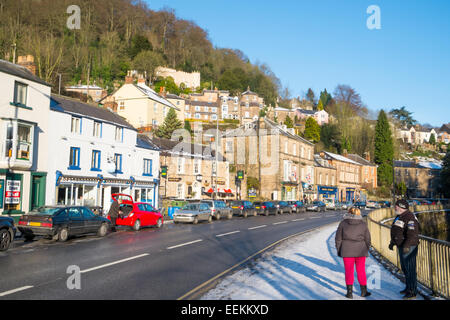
0;216;16;251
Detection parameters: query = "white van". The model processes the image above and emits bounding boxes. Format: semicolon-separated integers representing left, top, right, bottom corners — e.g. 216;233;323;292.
323;198;336;210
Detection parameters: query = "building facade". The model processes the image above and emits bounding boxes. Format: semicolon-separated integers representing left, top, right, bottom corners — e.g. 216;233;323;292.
394;160;442;198
48;95;160;212
0;59;52;217
314;154;338;201
346;153;377;190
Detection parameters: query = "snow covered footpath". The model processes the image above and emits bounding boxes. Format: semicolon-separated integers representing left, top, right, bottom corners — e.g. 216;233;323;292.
201;222;423;300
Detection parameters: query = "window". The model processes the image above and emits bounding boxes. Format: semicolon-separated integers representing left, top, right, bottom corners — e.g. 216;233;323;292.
91;150;101;171
293;144;297;156
5;124;13;158
115;127;123;142
119;101;125;111
14;82;28;106
193;158;201;175
93;121;102;137
16;124;32;160
69;147;80;170
114;154;123;173
143;159;153;176
71;117;81;134
177;184;184;199
177;158;185;174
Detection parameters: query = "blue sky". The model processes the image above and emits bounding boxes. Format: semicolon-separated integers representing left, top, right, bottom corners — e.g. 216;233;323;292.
144;0;450;127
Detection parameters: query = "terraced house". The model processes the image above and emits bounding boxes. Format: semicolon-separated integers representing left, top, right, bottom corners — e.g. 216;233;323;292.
0;58;52;218
222;118;315;201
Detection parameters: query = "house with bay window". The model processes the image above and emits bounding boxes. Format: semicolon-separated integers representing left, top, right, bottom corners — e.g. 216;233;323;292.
0;59;52;217
48;95;160;212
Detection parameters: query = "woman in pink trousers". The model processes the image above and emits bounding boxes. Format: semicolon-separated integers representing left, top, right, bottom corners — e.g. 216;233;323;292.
335;207;372;299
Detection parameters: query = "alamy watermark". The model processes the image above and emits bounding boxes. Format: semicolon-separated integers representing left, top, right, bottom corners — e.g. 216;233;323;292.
367;5;381;30
67;5;81;30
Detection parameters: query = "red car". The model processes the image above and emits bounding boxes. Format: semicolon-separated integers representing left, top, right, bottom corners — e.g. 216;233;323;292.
107;194;163;231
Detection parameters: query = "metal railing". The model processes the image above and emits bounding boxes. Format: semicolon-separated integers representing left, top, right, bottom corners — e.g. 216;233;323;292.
367;205;450;299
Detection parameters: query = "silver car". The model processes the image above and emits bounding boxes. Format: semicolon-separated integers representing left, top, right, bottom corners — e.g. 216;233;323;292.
173;203;213;224
201;200;233;220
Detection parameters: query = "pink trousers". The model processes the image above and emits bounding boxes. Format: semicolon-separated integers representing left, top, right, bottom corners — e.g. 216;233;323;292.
343;257;367;286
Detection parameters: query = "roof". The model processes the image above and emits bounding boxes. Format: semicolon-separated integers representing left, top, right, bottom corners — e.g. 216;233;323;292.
66;85;104;90
314;155;336;169
50;94;136;130
347;154;376;167
439;124;450;134
296;108;316;115
134;83;179;111
150;136;226;161
0;59;51;87
394;160;442;170
136;134;160;151
222;117;314;146
322;151;362;166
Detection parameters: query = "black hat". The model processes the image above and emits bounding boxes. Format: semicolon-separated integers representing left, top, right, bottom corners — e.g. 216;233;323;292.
395;199;409;210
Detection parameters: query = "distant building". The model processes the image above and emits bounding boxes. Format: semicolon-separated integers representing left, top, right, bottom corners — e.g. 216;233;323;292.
394;160;442;198
65;84;107;102
155;67;201;90
397;125;437;145
437;124;450;144
295;109;329;126
346;153;377;190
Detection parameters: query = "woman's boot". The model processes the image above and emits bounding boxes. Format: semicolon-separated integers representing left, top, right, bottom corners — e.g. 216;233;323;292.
360;285;371;297
345;285;353;299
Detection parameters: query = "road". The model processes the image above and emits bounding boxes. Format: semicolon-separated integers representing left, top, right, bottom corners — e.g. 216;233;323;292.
0;209;354;300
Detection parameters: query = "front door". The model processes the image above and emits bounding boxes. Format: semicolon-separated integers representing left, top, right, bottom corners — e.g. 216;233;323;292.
31;174;46;210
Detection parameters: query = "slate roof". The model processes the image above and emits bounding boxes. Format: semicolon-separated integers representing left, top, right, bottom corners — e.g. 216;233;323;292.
322;151;362;166
50;94;135;130
0;59;51;87
347;154;377;167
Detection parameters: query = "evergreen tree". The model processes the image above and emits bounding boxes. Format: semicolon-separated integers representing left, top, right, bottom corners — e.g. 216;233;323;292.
429;133;436;145
374;110;394;187
317;100;324;111
155;108;182;139
184;120;192;135
304;117;321;143
284;115;294;128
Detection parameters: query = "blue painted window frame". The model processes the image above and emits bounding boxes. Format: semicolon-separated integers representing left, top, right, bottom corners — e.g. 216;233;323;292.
91;150;101;172
114;153;123;174
68;147;81;170
143;159;153;176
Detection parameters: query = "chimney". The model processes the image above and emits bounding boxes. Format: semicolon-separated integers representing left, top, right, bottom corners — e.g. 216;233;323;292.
320;151;325;158
137;76;146;86
17;55;36;75
125;71;134;84
364;152;371;162
343;149;348;157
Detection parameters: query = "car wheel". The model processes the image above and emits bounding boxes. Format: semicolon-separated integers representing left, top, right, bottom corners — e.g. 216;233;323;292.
265;210;269;217
227;213;233;220
243;211;247;218
133;219;141;231
156;218;163;228
215;213;221;220
208;215;212;223
193;217;199;225
58;227;69;242
0;229;12;251
97;223;108;237
253;210;257;217
289;209;293;214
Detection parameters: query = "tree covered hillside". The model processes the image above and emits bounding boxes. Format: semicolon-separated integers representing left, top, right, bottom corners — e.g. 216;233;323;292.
0;0;280;105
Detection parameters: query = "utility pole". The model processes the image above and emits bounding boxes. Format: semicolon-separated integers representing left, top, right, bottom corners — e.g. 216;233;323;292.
58;73;62;95
12;43;17;64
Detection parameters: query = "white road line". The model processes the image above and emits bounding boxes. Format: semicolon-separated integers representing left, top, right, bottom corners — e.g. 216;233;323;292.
216;231;240;237
292;218;305;221
273;221;288;225
167;239;203;250
248;225;267;230
311;216;321;219
80;253;149;274
0;285;34;297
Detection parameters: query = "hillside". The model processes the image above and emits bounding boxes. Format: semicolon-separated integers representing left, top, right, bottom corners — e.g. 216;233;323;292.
0;0;280;105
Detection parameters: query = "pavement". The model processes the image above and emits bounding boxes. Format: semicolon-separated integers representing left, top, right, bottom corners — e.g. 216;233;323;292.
201;222;426;300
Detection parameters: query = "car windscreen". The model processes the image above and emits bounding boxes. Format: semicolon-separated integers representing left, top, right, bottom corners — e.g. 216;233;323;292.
28;207;61;216
230;201;242;206
182;204;200;211
263;202;274;207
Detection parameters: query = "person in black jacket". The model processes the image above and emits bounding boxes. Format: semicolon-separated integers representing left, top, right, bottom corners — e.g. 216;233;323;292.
109;199;123;232
389;199;420;299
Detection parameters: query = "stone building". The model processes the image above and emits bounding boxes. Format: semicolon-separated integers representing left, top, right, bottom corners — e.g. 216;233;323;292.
314;155;338;201
154;67;201;90
150;136;231;201
394;160;442;198
222;118;315;201
346;153;378;190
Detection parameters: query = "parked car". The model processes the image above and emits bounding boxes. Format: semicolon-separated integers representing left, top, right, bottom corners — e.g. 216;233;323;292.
0;216;16;251
18;206;111;242
366;200;381;209
306;201;326;212
353;201;367;209
230;201;257;217
287;201;307;213
335;201;344;210
341;201;353;210
172;202;213;224
107;194;163;231
377;201;391;208
273;201;293;214
323;198;336;210
201;200;232;220
254;201;278;216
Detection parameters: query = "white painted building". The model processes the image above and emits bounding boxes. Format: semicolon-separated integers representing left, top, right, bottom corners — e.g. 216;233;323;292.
48;95;160;212
0;59;52;217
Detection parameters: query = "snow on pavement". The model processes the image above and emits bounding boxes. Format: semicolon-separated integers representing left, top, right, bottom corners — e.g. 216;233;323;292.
201;222;422;300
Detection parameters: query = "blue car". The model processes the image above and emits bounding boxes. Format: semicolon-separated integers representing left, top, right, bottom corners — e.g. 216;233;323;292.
307;201;326;212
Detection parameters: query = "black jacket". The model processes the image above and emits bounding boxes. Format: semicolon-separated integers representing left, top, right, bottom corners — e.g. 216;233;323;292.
335;213;371;258
109;201;120;218
390;210;420;248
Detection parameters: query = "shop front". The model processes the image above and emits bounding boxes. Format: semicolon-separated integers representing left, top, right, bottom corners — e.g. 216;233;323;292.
317;185;338;201
281;182;298;201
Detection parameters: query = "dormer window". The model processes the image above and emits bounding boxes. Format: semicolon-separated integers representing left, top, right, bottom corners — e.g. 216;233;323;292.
14;82;28;106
